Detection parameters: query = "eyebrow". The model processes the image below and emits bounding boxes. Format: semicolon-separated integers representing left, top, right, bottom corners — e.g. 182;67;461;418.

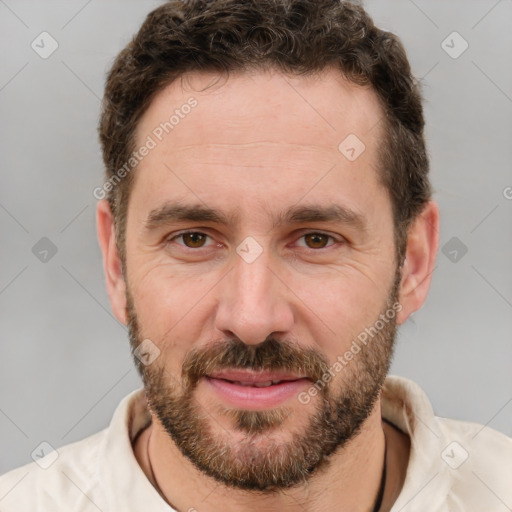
144;201;367;232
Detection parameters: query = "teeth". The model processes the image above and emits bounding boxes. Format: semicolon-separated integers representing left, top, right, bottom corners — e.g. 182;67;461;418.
254;381;273;388
234;380;281;387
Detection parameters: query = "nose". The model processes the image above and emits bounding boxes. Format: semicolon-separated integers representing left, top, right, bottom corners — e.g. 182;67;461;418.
214;246;295;345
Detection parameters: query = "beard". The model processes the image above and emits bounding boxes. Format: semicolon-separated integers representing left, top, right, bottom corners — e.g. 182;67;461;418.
126;267;401;492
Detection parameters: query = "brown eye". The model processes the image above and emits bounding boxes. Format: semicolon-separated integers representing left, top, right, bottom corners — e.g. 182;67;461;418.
303;233;331;249
181;232;208;248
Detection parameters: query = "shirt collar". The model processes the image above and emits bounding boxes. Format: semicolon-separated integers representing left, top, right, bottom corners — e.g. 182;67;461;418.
382;375;454;511
99;387;173;511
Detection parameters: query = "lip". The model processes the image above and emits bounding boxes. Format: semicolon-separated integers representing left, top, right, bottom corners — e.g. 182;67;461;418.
204;374;311;410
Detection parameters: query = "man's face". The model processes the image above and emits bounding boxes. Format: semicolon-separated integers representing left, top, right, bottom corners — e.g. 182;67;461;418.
123;68;401;490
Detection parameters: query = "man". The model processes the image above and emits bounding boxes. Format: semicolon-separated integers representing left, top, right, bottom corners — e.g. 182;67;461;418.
1;0;510;510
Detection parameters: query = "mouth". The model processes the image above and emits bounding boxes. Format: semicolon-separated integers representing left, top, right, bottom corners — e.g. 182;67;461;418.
217;380;293;388
203;370;311;409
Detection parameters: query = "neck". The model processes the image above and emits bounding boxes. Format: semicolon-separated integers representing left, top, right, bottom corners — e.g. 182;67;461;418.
134;400;410;512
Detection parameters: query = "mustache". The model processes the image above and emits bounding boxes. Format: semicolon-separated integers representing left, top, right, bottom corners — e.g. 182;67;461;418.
181;337;331;389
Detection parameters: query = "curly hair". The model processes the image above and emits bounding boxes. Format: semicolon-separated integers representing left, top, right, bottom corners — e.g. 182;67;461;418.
98;0;432;271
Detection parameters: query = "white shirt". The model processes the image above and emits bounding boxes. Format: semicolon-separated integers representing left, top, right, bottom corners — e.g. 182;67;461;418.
1;375;511;511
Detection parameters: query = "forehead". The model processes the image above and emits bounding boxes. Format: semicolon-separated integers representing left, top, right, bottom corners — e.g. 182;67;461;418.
136;66;384;150
130;67;388;225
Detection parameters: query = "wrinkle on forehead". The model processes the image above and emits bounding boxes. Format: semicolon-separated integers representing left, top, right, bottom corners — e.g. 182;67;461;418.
152;142;344;170
168;141;341;153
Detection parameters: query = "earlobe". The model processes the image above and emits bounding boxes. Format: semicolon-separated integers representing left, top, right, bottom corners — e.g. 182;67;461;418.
96;199;128;325
396;201;440;325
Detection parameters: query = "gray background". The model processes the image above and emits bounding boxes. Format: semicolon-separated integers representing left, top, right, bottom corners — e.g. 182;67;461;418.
1;0;511;474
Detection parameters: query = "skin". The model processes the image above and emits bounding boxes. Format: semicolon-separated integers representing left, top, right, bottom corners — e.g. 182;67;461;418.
97;67;439;511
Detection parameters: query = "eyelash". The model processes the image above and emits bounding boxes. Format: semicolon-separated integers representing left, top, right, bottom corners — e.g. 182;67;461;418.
166;230;343;252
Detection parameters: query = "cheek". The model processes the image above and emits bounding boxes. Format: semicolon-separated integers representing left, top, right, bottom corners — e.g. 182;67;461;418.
291;267;389;353
130;264;216;352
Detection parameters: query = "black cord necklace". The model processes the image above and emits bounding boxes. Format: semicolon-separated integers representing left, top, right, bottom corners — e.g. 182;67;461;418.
146;428;179;509
370;431;388;512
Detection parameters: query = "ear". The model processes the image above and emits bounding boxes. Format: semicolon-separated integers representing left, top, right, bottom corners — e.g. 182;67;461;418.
396;200;439;325
96;199;127;325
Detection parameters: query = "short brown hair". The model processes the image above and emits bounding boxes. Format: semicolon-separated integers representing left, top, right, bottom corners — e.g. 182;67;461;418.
98;0;432;272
